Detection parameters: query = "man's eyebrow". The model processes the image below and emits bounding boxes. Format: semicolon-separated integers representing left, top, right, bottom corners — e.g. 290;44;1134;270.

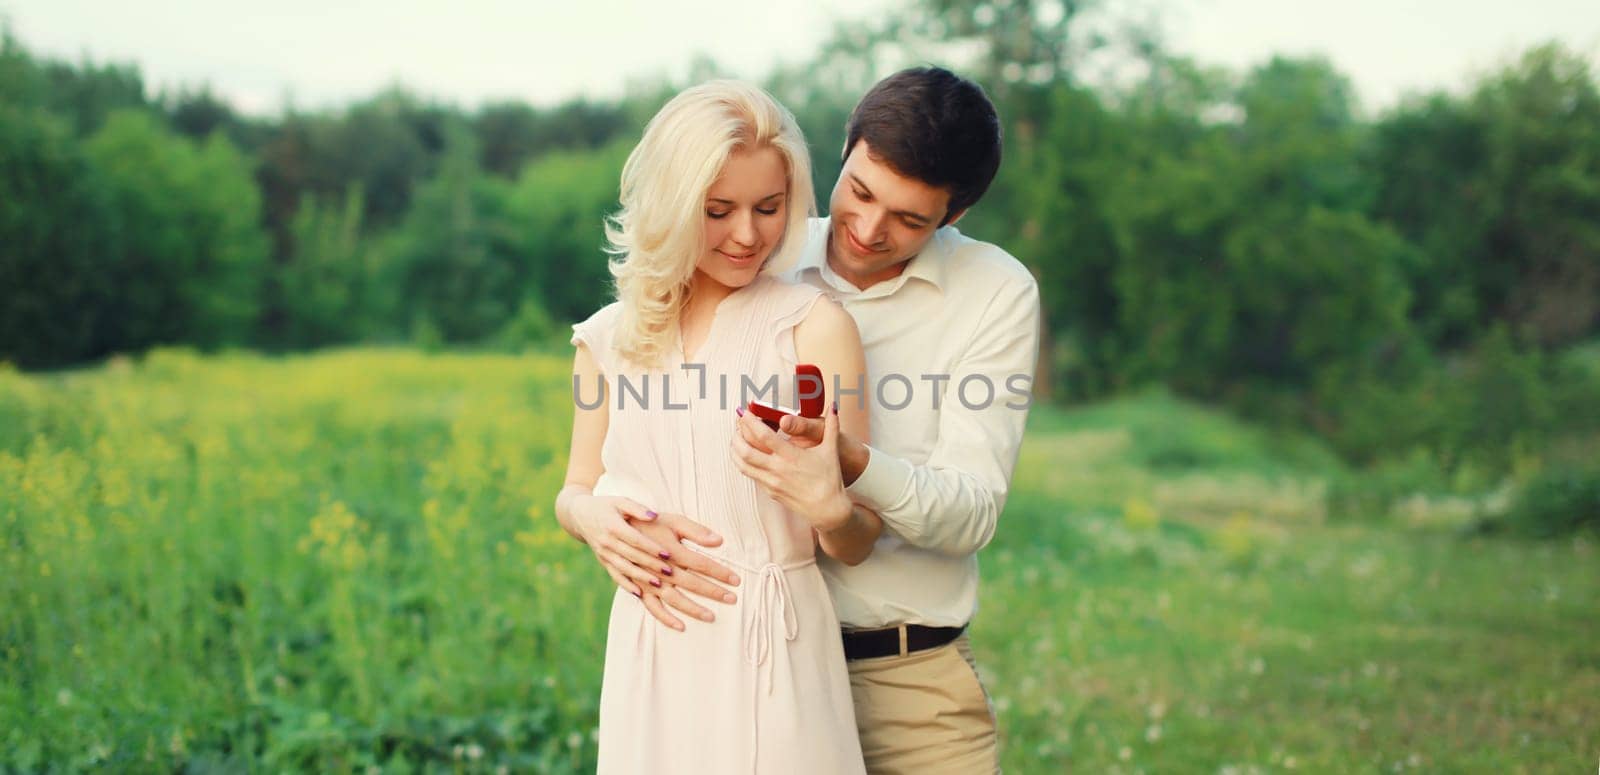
849;174;933;224
707;191;786;205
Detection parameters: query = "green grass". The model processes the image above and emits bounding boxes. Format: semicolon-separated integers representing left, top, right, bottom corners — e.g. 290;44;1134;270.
987;396;1599;772
1;349;1595;772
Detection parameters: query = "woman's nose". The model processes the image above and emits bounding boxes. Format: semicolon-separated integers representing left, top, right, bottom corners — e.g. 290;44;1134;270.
730;211;758;247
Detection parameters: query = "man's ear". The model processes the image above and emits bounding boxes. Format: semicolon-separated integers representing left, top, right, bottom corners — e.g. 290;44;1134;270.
945;208;970;227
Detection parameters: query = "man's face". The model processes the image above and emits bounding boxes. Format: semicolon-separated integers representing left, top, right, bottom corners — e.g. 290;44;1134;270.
824;140;955;290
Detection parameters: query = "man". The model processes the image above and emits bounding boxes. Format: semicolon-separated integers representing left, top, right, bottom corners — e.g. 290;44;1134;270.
572;67;1040;772
735;66;1038;773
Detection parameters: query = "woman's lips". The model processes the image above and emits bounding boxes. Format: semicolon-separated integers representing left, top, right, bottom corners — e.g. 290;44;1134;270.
718;249;759;266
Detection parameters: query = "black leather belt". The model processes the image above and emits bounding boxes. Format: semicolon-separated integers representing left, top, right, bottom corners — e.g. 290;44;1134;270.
841;624;965;661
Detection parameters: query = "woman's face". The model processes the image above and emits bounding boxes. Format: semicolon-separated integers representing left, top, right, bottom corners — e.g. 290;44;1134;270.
696;145;789;290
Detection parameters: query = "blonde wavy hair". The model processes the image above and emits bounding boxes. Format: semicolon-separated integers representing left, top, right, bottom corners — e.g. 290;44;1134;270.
604;80;815;368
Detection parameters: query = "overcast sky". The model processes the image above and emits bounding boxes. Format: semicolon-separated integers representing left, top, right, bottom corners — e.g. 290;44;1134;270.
3;0;1597;116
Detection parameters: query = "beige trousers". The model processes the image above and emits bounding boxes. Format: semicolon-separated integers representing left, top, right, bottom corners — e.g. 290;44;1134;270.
846;634;1000;774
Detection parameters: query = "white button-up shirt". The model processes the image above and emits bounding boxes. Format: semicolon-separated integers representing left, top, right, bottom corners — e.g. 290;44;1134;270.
784;217;1041;628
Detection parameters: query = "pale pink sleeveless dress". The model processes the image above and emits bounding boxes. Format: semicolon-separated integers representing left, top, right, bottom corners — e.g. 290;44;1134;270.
570;274;866;775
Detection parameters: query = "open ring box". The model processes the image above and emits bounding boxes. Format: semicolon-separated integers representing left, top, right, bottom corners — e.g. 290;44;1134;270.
747;364;826;432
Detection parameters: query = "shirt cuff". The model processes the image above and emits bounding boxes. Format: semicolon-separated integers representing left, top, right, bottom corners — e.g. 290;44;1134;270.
844;443;912;514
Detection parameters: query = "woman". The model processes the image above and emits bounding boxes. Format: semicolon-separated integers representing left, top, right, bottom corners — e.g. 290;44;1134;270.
555;81;877;774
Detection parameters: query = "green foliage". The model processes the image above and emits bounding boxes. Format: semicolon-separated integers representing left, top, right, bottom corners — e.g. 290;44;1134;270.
4;12;1600;768
913;0;1082;90
37;58;148;137
1500;462;1600;537
0;349;599;771
1323;448;1457;524
1320;326;1600;476
495;298;561;353
253;91;443;282
0;105;118;368
1368;94;1487;348
999;56;1420;401
7;353;1595;771
475;99;629;179
1471;44;1600;346
993;84;1128;396
1220;208;1416;383
276;187;373;348
1371;44;1600;349
84;110;269;352
162;84;254;146
0;27;45;107
388;122;526;343
408;313;446;352
4;23;1600;514
1;26;150;135
764;67;855;211
505;141;629;323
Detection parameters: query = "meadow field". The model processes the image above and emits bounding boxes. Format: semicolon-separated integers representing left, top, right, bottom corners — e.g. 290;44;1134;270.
1;348;1595;773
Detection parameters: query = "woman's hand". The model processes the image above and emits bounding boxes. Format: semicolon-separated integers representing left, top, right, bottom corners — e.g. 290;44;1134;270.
558;487;743;630
630;513;743;631
560;490;676;596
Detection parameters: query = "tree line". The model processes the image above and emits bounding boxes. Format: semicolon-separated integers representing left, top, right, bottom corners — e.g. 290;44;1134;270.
3;3;1598;479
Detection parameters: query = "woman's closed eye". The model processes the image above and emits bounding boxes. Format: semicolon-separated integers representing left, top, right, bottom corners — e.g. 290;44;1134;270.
707;206;780;219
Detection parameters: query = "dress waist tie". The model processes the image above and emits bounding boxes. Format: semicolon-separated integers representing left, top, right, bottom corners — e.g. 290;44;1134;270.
692;550;816;772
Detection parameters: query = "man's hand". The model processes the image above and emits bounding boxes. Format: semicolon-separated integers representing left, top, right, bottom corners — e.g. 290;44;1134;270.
630;513;743;631
731;406;853;532
772;413;871;485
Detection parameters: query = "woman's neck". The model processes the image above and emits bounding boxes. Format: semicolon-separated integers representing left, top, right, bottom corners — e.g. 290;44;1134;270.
683;269;737;320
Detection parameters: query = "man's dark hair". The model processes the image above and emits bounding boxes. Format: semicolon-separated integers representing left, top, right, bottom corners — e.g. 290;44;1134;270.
843;66;1002;225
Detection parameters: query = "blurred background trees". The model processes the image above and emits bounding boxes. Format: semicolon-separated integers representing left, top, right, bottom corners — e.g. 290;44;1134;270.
2;4;1598;505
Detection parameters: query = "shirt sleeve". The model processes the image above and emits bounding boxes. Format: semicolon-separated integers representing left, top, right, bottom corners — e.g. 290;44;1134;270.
845;276;1041;556
570;302;622;375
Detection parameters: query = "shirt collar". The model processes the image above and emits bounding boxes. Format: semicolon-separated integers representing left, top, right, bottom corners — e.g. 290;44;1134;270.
797;217;950;295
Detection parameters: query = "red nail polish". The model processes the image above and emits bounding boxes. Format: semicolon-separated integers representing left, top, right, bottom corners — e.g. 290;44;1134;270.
736;406;745;417
658;551;671;560
645;510;658;519
832;401;838;415
662;567;674;575
650;579;661;587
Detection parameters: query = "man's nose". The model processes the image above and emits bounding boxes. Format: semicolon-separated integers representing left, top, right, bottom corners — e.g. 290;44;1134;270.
857;208;887;245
